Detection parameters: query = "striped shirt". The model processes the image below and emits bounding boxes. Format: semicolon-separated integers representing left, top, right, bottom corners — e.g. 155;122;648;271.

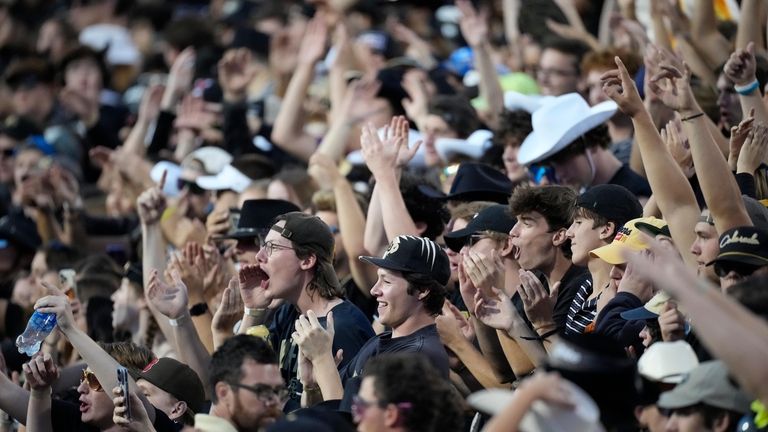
565;276;597;335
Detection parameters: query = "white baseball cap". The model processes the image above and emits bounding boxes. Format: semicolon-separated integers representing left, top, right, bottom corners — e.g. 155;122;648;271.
195;165;252;193
638;341;699;384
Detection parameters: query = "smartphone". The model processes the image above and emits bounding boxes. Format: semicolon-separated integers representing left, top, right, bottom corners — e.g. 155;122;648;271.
117;367;131;421
59;269;77;301
228;208;241;234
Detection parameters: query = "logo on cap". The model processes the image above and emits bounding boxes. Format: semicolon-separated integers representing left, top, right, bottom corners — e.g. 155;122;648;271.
384;237;401;258
613;226;632;243
720;229;760;248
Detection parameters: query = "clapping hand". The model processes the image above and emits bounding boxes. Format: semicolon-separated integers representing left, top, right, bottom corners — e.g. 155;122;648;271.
518;270;559;330
212;277;244;333
147;269;189;320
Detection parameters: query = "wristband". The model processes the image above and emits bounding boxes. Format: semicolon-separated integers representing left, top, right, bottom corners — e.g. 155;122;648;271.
735;79;760;95
189;302;209;316
681;112;705;122
520;328;560;341
244;307;267;317
169;314;190;327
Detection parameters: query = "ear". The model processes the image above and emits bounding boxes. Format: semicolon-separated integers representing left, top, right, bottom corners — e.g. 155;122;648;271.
500;236;514;257
416;288;430;301
712;411;732;432
598;222;616;241
215;381;231;406
299;253;317;271
551;228;568;247
415;222;427;236
169;400;188;420
383;404;401;428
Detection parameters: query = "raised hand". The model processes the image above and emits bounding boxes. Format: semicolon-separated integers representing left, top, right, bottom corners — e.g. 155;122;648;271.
456;0;488;48
297;13;329;66
146;269;189;319
647;62;698;114
737;122;768;174
401;68;430;127
238;264;271;309
724;42;758;86
729;108;756;170
164;47;196;107
474;286;517;333
518;270;558;330
217;48;258;102
202;243;231;297
293;310;335;362
601;56;645;117
174;94;219;132
137;84;165;125
136;170;167;225
360;116;419;177
661;118;695;178
205;208;232;238
168;244;205;305
112;385;153;431
308;152;342;191
457;260;478;312
658;301;686;341
34;281;76;332
22;353;59;391
212;277;244;332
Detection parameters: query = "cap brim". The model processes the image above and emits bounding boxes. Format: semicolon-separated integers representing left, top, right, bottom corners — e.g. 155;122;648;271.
708;252;768;267
359;256;414;274
467;389;515;415
635;222;670;237
417;184;447;200
589;243;630;265
657;387;700;410
620;306;658;321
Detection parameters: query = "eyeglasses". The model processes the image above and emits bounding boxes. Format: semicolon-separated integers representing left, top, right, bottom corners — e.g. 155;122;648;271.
713;261;762;278
351;395;412;422
229;383;289;403
0;148;14;159
467;234;490;248
261;241;295;257
81;369;103;392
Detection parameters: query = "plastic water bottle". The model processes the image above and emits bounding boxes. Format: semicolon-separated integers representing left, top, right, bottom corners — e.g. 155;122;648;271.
15;312;57;356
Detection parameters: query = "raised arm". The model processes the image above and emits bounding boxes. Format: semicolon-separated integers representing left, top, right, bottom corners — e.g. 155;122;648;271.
23;354;58;432
316;79;381;162
601;57;700;267
648;62;752;233
689;0;731;68
457;0;503;129
270;14;328;162
736;0;766;52
723;42;768;124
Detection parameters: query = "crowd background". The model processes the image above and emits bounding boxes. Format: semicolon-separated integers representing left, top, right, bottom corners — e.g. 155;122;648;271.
1;0;768;431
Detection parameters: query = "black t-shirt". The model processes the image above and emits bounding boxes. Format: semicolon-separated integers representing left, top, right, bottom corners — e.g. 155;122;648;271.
511;265;590;332
337;324;449;411
50;399;179;432
268;301;375;412
341;278;378;323
608;165;652;198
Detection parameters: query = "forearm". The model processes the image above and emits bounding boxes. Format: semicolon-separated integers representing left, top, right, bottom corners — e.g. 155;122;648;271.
499;324;546;368
690;0;730;68
35;210;62;245
363;182;388;256
739;92;768;124
0;375;30;424
376;173;420;240
191;313;215;353
316;119;354;163
312;355;343;402
141;224;176;348
122;119;150;156
446;336;511;389
736;0;766;51
173;129;198;162
682;113;752;232
674;38;716;85
473;42;503;129
650;12;672;52
271;64;317;161
171;314;212;399
26;388;52;432
472;318;519;381
501;0;521;56
334;178;377;291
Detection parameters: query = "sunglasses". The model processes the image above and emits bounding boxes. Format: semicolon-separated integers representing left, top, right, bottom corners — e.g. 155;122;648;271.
351;395;412;422
0;148;14;158
713;261;762;278
81;369;103;392
177;178;207;195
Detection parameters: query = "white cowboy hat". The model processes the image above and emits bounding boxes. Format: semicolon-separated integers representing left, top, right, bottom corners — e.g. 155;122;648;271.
434;129;493;161
518;93;617;165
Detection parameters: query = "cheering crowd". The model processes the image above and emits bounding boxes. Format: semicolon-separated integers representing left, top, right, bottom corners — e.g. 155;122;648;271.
1;0;768;431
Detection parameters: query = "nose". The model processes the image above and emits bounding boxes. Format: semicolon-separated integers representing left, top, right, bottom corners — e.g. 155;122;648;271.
77;379;88;394
689;239;700;256
609;265;623;280
510;223;521;238
369;280;382;297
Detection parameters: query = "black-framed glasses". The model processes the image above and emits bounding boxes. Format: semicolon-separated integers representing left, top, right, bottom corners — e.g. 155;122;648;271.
81;368;104;392
261;241;295;257
229;382;289;403
351;395;412;422
467;234;489;248
713;261;762;278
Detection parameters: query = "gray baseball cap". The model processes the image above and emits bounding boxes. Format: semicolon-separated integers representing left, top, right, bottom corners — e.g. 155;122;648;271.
657;361;751;414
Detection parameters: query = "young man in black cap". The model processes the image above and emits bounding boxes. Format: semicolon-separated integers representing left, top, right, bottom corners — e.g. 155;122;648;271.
136;357;207;426
294;235;450;409
222;198;300;264
564;184;643;334
243;212;374;411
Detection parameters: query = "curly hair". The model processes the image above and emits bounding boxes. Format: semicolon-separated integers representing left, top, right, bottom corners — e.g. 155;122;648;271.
493;109;533;149
363;353;463;432
98;341;155;375
508;185;577;231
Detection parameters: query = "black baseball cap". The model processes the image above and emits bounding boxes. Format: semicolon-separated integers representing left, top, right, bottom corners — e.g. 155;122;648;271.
222;199;300;240
708;226;768;269
443;204;516;252
575;184;642;228
418;162;513;204
137;358;206;414
360;235;451;285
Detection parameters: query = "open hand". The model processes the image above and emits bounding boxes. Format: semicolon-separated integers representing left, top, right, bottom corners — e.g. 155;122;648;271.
212;277;244;332
146;269;189;319
22;353;59;391
293;310;335;362
238;264;271;309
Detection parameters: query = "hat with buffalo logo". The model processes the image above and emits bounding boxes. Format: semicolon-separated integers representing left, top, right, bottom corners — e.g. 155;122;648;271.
360;235;451;286
590;217;668;265
708;226;768;269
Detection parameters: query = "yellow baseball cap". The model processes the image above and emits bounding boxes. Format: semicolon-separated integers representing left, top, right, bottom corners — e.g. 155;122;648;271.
589;217;668;265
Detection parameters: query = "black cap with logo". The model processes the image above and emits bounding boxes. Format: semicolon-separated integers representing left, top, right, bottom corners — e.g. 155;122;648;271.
708;226;768;271
359;235;451;285
443;204;516;252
